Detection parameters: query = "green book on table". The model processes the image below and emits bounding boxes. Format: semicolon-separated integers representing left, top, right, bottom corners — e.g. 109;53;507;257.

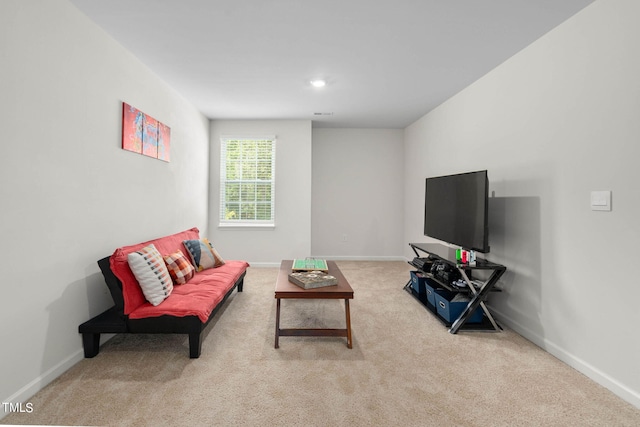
292;259;329;272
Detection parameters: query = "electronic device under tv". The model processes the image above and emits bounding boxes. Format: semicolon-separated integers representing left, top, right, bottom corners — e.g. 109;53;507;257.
424;170;490;253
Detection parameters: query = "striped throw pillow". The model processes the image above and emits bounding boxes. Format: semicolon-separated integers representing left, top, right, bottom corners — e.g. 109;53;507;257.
127;244;173;306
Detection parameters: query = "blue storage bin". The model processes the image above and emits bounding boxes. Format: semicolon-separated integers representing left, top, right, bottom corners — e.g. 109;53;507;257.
410;271;427;296
424;278;441;307
434;292;484;324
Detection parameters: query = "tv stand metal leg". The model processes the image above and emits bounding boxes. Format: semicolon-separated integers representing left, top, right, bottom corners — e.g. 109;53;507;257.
450;268;504;334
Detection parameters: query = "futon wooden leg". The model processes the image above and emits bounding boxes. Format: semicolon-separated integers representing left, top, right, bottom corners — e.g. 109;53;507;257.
189;331;202;358
82;333;101;358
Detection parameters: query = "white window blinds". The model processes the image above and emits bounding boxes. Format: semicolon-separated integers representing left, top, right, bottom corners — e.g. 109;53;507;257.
219;136;276;226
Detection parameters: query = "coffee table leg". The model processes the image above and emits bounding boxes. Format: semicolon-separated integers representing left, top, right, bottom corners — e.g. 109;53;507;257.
275;298;281;349
345;299;352;349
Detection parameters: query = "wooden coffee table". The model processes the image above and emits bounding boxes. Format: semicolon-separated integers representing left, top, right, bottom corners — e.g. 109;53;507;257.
274;260;354;348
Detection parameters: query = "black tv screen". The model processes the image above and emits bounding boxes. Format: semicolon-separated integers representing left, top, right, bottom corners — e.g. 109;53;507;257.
424;170;489;253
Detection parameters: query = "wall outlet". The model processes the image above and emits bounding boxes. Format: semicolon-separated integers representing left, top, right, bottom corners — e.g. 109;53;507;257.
591;190;611;211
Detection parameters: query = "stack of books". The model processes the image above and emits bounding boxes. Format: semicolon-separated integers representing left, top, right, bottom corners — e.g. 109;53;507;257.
288;271;337;289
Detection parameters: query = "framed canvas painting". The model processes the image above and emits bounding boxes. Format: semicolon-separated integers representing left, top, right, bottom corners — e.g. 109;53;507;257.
142;114;158;158
121;102;170;161
122;103;143;153
157;122;171;162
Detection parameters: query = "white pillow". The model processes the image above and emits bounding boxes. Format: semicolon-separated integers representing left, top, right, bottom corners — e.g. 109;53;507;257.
127;244;173;306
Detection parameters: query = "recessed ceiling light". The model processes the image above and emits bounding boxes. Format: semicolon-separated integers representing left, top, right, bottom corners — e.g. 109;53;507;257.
310;79;326;88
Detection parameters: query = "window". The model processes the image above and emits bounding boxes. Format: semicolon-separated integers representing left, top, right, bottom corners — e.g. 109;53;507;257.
219;136;276;227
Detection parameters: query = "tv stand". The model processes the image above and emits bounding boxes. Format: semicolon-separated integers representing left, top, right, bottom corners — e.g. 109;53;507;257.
406;243;506;333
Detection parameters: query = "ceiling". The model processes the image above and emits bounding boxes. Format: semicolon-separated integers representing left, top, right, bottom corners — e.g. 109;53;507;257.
69;0;596;128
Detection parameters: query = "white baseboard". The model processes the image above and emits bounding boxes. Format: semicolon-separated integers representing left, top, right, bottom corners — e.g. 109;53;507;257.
489;306;640;409
1;349;83;421
310;256;406;261
0;334;116;421
249;257;406;268
247;262;280;268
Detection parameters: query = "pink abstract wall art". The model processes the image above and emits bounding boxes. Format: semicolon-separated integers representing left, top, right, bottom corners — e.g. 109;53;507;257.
121;102;171;162
122;103;143;154
157;122;171;162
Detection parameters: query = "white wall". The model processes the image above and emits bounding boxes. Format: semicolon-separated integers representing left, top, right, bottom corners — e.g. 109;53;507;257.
404;0;640;407
208;120;312;266
312;128;405;259
0;0;210;411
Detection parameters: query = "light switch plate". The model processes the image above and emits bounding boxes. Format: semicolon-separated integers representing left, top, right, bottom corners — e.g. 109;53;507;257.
591;190;611;211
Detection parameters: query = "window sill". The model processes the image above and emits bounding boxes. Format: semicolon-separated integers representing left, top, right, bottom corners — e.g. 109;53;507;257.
218;223;275;230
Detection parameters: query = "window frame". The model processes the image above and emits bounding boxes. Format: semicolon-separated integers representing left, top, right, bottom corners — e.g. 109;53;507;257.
219;135;276;228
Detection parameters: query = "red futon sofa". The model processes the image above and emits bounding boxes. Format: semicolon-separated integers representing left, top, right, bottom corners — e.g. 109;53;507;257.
79;228;249;358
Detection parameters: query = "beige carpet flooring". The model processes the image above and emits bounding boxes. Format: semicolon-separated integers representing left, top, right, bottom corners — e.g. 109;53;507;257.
3;261;639;426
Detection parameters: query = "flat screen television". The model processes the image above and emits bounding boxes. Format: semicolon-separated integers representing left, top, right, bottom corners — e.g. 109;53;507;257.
424;170;490;253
